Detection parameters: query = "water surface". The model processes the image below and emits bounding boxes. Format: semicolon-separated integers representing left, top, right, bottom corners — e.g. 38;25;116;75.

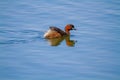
0;0;120;80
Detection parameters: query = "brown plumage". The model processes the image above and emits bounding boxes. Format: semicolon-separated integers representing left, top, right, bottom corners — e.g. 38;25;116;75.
44;24;76;38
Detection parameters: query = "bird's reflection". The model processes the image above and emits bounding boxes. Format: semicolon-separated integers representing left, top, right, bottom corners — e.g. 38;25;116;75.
45;36;76;47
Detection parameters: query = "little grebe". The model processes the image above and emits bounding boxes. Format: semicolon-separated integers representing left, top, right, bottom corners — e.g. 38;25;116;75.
44;24;76;38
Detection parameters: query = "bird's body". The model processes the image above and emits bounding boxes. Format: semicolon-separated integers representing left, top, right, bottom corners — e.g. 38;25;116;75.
44;24;75;38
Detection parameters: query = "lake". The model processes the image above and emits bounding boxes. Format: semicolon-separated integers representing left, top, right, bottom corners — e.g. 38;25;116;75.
0;0;120;80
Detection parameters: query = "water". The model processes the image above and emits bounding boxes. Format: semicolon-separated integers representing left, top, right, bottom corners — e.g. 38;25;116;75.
0;0;120;80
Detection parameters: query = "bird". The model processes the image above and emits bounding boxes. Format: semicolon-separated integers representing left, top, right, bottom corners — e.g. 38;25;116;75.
44;24;76;38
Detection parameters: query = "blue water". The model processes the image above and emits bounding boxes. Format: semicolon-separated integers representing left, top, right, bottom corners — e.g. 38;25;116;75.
0;0;120;80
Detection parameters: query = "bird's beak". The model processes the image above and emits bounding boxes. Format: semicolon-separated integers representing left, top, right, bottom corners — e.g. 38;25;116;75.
72;28;76;30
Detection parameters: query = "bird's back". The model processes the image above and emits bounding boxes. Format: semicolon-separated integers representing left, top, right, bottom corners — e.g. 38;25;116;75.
44;26;67;38
50;26;67;36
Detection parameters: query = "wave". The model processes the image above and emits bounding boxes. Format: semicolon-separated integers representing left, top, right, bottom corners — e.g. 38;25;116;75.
0;29;44;45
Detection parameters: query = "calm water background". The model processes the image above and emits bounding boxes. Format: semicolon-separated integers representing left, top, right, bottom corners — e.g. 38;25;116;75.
0;0;120;80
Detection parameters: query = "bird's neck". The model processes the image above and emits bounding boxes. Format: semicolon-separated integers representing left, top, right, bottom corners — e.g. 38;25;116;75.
65;30;70;35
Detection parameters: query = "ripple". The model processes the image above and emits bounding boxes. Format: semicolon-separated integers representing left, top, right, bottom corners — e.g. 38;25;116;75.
0;29;44;45
0;39;27;44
